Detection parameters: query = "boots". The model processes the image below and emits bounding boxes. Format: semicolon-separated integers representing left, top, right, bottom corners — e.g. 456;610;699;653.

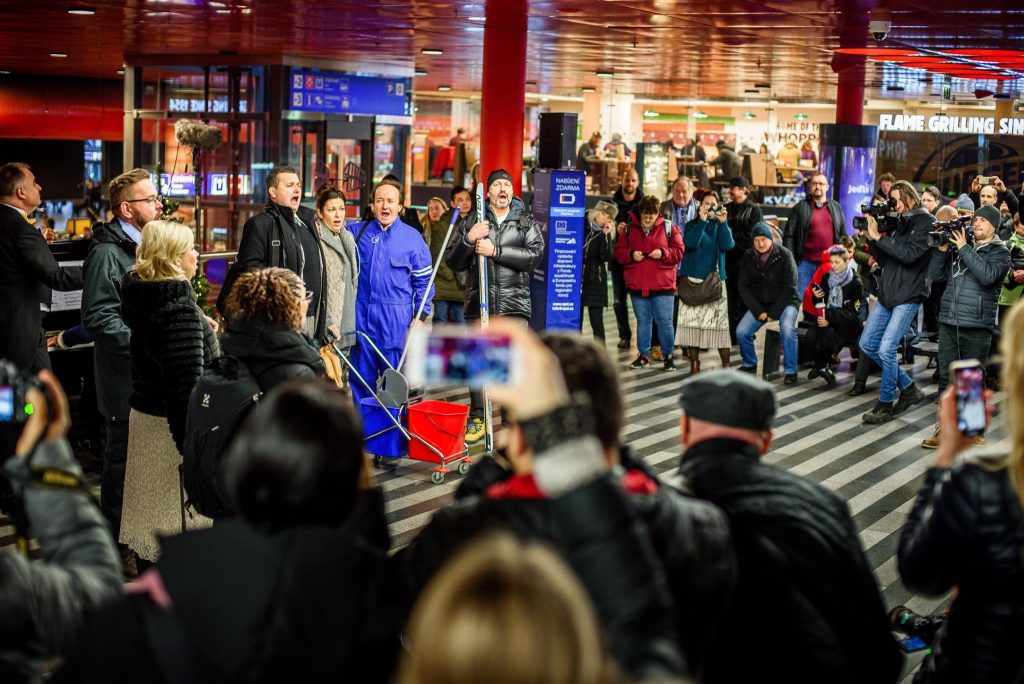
686;348;701;375
718;348;731;369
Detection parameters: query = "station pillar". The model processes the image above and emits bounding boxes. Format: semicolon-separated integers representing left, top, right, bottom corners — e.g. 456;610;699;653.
480;0;527;194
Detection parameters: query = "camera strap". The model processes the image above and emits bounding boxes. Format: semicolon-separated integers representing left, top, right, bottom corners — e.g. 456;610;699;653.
27;466;95;497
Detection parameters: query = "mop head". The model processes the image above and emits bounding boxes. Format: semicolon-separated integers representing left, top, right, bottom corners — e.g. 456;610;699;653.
175;119;222;151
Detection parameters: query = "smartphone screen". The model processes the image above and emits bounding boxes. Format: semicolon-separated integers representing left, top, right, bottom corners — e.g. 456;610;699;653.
953;363;986;436
408;327;520;389
0;386;14;422
898;636;929;653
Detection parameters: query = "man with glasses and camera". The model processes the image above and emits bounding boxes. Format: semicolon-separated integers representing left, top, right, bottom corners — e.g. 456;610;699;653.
859;181;934;424
784;173;845;298
920;204;1010;448
80;168;162;538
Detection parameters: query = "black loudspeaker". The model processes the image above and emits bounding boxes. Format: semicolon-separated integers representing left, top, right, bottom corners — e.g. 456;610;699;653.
537;112;578;169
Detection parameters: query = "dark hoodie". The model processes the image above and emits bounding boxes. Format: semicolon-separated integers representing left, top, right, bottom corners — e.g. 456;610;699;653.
121;272;219;450
219;319;323;391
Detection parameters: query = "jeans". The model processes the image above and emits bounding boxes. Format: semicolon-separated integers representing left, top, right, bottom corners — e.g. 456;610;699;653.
797;260;820;304
610;263;631;342
937;323;992;393
100;414;130;536
432;299;465;324
737;306;799;374
632;294;675;357
858;301;919;403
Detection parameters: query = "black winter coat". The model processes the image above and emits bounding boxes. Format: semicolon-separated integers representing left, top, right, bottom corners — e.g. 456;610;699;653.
446;196;544;321
81;220;137;418
725;197;763;253
737;244;800;320
871;207;934;308
929;236;1011;330
0;204;82;370
815;270;864;344
56;492;391;684
218;203;327;343
121;273;219;451
784;198;845;262
581;225;611;307
898;458;1024;684
218;319;324;391
676;438;903;684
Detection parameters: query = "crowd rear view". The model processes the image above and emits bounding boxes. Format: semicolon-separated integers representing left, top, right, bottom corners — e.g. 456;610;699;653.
2;161;1024;683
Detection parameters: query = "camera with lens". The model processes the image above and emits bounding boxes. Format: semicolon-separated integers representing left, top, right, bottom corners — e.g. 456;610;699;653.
705;204;724;218
1009;244;1024;271
0;360;43;424
888;605;946;644
927;215;974;250
853;197;900;233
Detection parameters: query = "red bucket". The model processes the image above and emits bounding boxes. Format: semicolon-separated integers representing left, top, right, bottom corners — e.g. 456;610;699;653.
407;400;470;463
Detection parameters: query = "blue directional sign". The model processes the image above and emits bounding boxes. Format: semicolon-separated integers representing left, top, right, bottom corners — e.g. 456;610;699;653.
288;69;411;117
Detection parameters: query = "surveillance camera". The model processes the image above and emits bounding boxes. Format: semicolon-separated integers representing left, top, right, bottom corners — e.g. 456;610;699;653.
869;20;891;42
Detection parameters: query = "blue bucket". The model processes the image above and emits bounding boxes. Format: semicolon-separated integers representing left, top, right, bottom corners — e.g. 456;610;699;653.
360;398;407;458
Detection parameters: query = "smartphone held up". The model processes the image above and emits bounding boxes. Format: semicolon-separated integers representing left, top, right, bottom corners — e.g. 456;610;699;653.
951;360;987;437
406;324;524;390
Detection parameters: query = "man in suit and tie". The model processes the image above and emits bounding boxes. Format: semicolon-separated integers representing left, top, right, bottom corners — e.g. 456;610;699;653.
0;162;83;371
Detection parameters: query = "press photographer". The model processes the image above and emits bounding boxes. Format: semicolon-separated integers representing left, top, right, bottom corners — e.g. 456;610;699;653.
859;181;934;425
0;364;121;682
921;205;1010;448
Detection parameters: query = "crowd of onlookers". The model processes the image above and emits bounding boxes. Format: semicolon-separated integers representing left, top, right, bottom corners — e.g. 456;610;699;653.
2;157;1024;683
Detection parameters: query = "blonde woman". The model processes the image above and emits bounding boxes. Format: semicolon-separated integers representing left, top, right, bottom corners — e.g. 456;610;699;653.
120;220;216;566
896;302;1024;682
398;534;611;684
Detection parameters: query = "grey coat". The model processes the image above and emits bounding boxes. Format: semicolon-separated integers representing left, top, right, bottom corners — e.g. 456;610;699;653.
317;221;358;349
81;220;137;418
0;439;122;683
929;236;1012;330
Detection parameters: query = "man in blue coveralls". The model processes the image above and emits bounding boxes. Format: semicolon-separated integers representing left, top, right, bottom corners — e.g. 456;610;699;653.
349;178;434;412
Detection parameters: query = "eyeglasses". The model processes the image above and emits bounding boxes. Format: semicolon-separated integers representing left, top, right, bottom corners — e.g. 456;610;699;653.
125;195;163;207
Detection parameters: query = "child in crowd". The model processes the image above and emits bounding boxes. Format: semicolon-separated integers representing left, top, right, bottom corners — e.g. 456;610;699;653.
805;245;863;386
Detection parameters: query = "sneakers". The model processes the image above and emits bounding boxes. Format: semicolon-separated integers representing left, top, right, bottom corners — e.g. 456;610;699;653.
650;348;664;361
893;383;926;415
921;427;940;449
784;374;798;385
848;382;867;397
629;355;650;370
617;338;631;350
663;357;677;371
863;401;895;424
465;417;485;444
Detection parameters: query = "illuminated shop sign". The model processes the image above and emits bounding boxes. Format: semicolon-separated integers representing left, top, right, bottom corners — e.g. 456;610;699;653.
879;113;1024;136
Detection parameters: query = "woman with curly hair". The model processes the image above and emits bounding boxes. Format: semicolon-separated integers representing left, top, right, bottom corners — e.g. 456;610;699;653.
220;267;325;390
120;220;217;564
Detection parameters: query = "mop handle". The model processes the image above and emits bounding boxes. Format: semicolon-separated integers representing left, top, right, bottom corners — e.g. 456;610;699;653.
477;182;490;328
395;207;461;373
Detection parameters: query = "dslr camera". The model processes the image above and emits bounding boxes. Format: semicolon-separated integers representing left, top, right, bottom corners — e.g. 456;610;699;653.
927;215;974;250
0;360;43;424
853;197;900;233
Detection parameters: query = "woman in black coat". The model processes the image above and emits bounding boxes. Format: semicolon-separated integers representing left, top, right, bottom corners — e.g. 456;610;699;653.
220;267;325;390
581;202;616;345
896;302;1024;684
805;246;863;386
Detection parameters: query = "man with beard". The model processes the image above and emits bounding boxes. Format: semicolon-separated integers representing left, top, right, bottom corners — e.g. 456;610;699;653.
611;168;641;348
783;173;845;299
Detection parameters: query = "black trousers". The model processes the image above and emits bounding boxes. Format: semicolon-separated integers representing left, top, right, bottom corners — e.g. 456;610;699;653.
32;329;52;373
724;252;745;345
937;323;992;393
609;263;631;342
100;414;130;537
586;306;606;343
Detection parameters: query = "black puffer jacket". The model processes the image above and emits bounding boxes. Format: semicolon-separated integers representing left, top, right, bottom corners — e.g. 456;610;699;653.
929;236;1011;330
445;196;544;321
737;243;800;320
581;225;611;307
121;273;219;451
871;206;934;308
219;319;323;392
898;457;1024;684
726;198;763;253
676;438;902;684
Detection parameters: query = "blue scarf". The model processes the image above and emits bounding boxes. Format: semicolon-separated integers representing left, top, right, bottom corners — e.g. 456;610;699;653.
828;263;855;309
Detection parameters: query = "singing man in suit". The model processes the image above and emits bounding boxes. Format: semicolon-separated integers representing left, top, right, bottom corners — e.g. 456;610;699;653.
0;162;83;371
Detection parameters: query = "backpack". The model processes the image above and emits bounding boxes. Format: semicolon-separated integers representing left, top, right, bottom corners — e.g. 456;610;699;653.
182;356;262;518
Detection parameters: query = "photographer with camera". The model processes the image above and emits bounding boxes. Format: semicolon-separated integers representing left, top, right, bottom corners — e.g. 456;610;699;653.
859;181;934;424
0;365;122;682
920;205;1010;448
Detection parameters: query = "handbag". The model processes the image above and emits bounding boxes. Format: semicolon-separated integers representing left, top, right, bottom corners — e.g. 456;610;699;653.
677;264;723;306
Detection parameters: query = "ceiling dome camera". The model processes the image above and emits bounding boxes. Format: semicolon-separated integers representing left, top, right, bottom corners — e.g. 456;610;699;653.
870;19;891;42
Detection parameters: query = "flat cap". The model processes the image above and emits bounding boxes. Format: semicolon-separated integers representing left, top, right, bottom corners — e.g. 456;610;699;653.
680;370;776;431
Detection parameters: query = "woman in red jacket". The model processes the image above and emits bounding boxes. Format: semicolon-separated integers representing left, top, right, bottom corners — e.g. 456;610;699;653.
615;194;684;370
